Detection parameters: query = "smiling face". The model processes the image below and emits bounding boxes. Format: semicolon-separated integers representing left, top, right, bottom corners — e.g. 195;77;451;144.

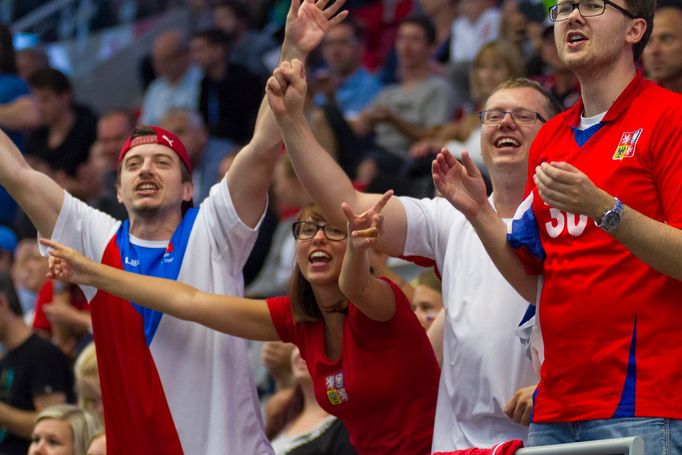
28;419;74;455
116;144;193;219
481;87;549;172
294;214;347;288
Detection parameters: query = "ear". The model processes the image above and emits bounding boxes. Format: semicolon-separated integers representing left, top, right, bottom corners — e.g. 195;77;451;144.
625;17;647;47
116;183;123;204
182;180;194;203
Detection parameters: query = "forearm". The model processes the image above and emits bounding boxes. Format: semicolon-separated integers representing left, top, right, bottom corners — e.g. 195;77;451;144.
386;114;429;143
279;114;359;226
471;208;539;303
0;402;38;439
0;129;63;236
339;245;371;302
0;97;40;131
611;206;682;282
85;261;278;340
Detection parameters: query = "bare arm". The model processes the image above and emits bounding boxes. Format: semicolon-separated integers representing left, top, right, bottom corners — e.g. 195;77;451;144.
0;393;67;439
433;150;538;302
535;161;682;281
0;129;64;237
0;96;40;131
228;0;348;228
426;308;445;367
267;60;408;257
42;239;280;341
338;192;396;321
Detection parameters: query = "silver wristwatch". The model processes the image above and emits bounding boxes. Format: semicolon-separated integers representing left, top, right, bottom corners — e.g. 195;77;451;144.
595;198;624;232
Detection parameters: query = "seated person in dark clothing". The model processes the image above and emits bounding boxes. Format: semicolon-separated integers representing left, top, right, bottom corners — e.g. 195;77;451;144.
0;271;74;455
24;68;97;184
190;28;263;144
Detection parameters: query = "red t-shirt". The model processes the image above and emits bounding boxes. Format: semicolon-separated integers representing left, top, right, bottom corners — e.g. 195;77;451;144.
267;278;439;454
32;281;89;334
514;73;682;422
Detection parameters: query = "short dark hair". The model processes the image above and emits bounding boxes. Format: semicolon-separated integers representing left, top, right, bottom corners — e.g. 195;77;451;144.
214;0;253;28
331;16;365;42
487;78;564;120
192;28;232;49
0;24;17;74
626;0;656;61
399;15;437;45
0;271;23;317
28;68;71;94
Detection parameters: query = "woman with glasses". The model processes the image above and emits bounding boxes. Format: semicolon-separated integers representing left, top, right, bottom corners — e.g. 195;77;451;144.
39;194;440;455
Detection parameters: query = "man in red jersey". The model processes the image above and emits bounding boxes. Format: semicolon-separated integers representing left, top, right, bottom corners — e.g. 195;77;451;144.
433;0;682;451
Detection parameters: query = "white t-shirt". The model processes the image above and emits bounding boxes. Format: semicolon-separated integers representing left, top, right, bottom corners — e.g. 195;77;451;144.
450;8;502;63
46;178;273;454
400;195;537;451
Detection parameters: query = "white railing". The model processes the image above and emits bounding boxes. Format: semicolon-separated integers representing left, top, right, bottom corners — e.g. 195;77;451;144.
516;436;644;455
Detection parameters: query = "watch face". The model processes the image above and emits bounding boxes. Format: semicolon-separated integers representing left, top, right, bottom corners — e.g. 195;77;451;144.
603;211;621;231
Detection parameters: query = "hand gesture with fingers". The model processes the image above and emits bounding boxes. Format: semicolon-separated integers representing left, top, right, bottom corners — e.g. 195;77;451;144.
266;59;307;119
341;190;394;251
533;162;612;219
285;0;348;55
432;149;488;219
40;238;95;286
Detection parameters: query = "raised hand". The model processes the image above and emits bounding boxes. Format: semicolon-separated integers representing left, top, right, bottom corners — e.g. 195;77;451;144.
40;238;95;286
341;190;394;250
266;59;307;119
533;161;611;219
432;149;488;219
284;0;348;56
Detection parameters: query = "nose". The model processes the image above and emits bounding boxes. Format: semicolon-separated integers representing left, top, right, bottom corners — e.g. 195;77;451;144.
566;4;584;23
312;227;327;242
498;112;518;129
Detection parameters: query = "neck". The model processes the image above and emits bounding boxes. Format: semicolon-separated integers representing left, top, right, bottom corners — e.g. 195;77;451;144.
300;381;324;413
2;318;31;351
400;65;429;84
128;210;182;241
576;59;636;117
50;108;75;135
490;166;527;218
208;61;226;80
661;75;682;94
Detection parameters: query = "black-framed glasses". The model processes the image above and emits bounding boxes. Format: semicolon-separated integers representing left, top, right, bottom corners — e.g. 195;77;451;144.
292;221;347;241
549;0;637;22
479;109;547;125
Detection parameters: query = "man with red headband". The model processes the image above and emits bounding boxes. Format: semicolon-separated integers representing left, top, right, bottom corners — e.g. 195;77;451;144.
0;1;347;453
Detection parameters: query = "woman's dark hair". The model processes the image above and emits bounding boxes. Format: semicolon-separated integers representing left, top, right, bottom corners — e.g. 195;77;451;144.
264;385;304;440
0;24;17;74
288;204;330;323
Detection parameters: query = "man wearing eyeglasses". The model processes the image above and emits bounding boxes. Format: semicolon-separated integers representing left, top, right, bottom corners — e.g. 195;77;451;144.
267;40;561;449
431;0;682;451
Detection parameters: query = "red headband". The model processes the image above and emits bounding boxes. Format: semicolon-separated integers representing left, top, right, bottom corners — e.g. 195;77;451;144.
118;126;192;175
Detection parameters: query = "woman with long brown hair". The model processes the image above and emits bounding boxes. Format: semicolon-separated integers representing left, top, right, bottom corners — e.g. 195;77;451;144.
41;194;439;455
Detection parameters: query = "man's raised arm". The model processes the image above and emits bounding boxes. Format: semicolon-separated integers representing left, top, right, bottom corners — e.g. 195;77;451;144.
433;150;539;303
228;0;348;228
266;58;407;257
0;129;63;237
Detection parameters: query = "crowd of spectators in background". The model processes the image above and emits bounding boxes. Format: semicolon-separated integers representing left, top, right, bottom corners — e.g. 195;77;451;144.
1;0;682;453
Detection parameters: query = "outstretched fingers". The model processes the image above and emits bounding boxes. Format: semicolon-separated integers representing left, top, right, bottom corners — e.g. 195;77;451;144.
370;190;394;215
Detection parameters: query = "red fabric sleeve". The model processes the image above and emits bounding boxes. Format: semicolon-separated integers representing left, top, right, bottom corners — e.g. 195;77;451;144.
32;281;53;332
265;296;295;343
